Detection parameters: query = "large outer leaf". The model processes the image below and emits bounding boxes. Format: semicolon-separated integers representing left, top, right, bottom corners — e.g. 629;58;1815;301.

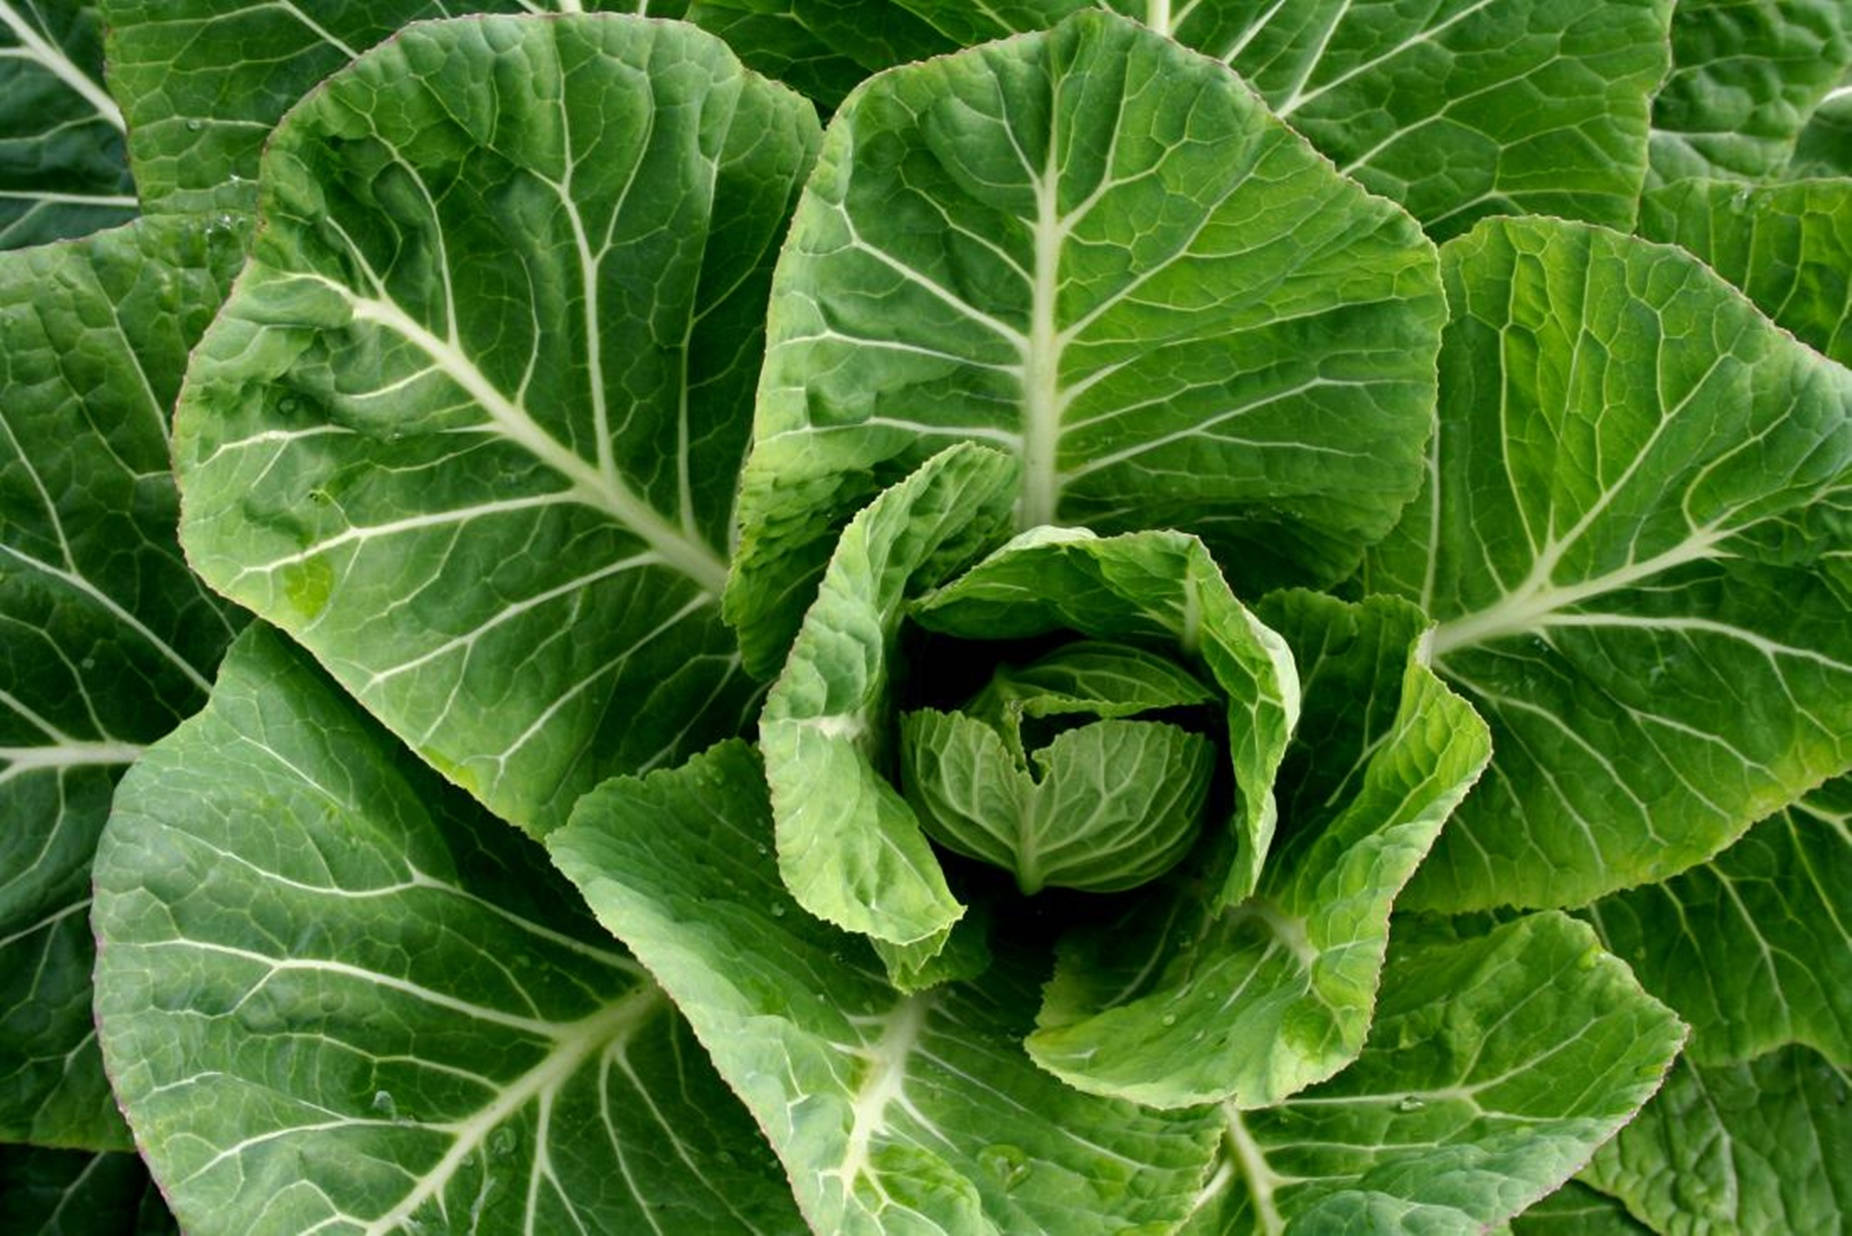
1583;1046;1850;1234
1015;593;1489;1109
1;217;244;1150
97;0;690;216
1181;913;1685;1234
1511;1181;1650;1235
0;1146;174;1234
1638;176;1852;364
174;15;820;835
760;444;1018;952
1365;216;1852;911
0;1;134;248
727;9;1445;671
551;739;1223;1236
1583;776;1850;1067
93;626;803;1236
1649;0;1852;183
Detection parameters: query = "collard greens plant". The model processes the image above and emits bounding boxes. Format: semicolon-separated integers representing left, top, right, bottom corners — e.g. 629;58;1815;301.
2;1;1850;1233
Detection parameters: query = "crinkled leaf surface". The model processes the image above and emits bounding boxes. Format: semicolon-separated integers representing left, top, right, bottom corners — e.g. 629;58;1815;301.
760;444;1018;952
1584;1046;1850;1235
1583;776;1850;1067
1180;912;1684;1235
1365;216;1852;912
97;0;690;216
1638;177;1852;364
1510;1181;1650;1235
914;527;1298;904
1649;0;1852;183
0;0;134;248
728;9;1444;669
551;739;1223;1236
1;217;244;1150
1789;89;1852;176
1017;593;1488;1109
93;626;802;1236
174;14;820;834
0;1146;174;1235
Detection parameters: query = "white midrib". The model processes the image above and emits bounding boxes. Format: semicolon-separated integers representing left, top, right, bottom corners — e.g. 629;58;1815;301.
362;985;664;1235
1428;524;1732;657
1222;1107;1287;1235
346;295;729;595
0;740;144;773
1018;145;1065;531
833;994;931;1195
0;1;124;131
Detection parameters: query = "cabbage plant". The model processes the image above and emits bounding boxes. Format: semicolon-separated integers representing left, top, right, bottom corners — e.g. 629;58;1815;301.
2;2;1849;1233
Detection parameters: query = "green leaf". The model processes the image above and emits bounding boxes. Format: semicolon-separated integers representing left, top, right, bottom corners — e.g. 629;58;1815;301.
1181;912;1685;1234
0;1146;174;1235
1638;176;1852;365
0;1;134;248
96;0;692;216
173;14;821;835
1365;215;1852;912
1584;1046;1850;1235
685;0;954;110
727;9;1445;668
550;739;1224;1236
967;639;1216;742
93;626;802;1236
1582;775;1850;1066
1788;89;1852;176
1;217;245;1151
1023;593;1489;1109
915;527;1298;904
760;444;1018;950
1649;0;1852;183
1510;1181;1650;1235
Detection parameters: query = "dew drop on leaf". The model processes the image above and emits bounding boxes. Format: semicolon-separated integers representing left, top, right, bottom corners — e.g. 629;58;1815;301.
489;1126;517;1158
1395;1095;1425;1113
978;1143;1030;1188
371;1090;396;1118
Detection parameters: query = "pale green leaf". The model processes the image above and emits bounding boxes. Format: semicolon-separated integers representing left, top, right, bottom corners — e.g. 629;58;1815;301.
1181;912;1685;1234
760;444;1018;950
550;739;1224;1236
1365;215;1852;912
173;14;821;834
1638;176;1852;365
727;9;1444;668
0;1146;174;1234
97;0;691;216
1;217;244;1151
1023;593;1489;1109
914;527;1298;905
1649;0;1852;183
1583;775;1851;1067
1510;1181;1650;1235
93;626;802;1236
0;0;134;248
1584;1046;1850;1235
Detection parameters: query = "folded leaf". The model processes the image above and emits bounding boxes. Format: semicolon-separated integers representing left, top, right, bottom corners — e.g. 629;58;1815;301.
551;740;1223;1236
1024;593;1489;1109
93;626;801;1236
760;443;1018;951
1366;216;1852;911
1583;775;1850;1067
1;217;244;1151
1584;1046;1849;1235
914;527;1298;904
1180;912;1685;1234
174;14;821;834
97;0;692;215
728;8;1445;669
0;1;133;247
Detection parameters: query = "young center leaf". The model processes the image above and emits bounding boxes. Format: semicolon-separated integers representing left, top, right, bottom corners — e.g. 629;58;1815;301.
550;740;1224;1236
173;15;821;834
1364;216;1852;912
1179;913;1685;1234
0;0;134;248
92;627;803;1236
1;217;245;1151
727;9;1445;671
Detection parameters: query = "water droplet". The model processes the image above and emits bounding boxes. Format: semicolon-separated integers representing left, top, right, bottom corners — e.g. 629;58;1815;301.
1395;1095;1426;1113
978;1143;1030;1188
770;904;786;918
278;394;300;415
489;1126;517;1158
371;1090;397;1117
715;1150;737;1167
1160;1013;1177;1027
186;118;204;132
1576;949;1600;971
